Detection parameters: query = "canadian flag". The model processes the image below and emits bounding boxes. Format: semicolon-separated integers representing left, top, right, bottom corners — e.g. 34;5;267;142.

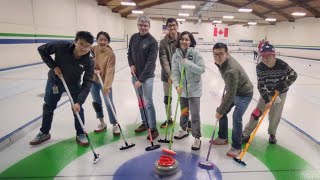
213;27;229;37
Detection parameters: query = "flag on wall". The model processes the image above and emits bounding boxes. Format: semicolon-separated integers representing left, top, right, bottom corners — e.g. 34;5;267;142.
162;25;168;34
213;27;228;37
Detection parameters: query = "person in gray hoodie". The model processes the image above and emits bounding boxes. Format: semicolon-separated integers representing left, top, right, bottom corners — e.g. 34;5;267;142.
211;43;253;158
171;31;205;150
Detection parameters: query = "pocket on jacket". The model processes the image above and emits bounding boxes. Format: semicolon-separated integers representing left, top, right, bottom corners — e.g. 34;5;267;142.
187;80;201;93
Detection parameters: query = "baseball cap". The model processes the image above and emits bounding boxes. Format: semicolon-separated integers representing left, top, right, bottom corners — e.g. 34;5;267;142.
260;43;275;56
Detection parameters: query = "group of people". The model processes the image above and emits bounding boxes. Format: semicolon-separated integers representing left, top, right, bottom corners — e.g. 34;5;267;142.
29;15;297;158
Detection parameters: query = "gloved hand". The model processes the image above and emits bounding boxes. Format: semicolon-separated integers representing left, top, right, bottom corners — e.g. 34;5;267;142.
275;82;286;92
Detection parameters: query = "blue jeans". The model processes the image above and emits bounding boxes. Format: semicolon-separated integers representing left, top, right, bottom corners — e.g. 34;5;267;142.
40;80;85;135
132;77;157;130
90;81;117;125
218;96;252;149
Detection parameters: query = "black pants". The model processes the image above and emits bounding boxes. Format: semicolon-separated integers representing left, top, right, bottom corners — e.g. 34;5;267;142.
40;80;85;135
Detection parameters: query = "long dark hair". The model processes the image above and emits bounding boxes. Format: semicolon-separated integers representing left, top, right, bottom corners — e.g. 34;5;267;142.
176;31;196;48
96;31;110;43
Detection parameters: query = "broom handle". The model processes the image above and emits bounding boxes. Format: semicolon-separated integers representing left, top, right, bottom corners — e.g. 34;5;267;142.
164;82;172;138
239;91;279;160
168;66;185;150
60;76;86;132
96;73;118;121
206;119;219;161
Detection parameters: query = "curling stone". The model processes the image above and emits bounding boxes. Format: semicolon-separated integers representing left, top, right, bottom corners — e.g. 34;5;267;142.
154;155;179;176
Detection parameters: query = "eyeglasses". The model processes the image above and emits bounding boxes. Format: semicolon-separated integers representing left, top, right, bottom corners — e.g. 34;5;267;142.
76;42;91;51
167;24;177;27
213;52;226;57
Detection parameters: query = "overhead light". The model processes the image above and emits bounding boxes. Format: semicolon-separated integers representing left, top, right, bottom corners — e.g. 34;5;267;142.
265;18;276;22
238;8;252;13
181;5;196;9
291;12;306;16
212;20;222;24
132;10;144;14
248;22;257;25
121;2;136;6
223;15;234;19
178;13;190;17
177;18;186;22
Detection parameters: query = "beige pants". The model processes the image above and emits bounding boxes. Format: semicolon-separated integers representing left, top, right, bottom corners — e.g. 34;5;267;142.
243;92;287;136
163;82;172;117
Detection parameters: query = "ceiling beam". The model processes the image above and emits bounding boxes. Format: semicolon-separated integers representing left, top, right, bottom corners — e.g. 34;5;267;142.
262;0;314;15
112;5;126;13
194;1;216;17
241;0;260;7
121;0;203;17
218;0;267;20
256;1;295;22
227;22;239;26
96;0;114;6
135;0;148;3
289;0;320;18
262;4;296;15
112;0;149;13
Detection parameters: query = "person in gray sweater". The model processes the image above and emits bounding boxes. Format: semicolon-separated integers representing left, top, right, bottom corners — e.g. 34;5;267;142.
211;43;253;158
171;31;205;150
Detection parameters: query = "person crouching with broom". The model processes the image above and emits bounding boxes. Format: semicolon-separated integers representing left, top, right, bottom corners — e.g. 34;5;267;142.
242;43;298;144
211;43;253;158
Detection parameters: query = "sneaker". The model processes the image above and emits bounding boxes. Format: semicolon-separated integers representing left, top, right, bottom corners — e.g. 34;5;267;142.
187;120;192;131
174;129;189;140
210;137;228;145
134;124;148;133
29;132;51;145
226;147;242;158
242;135;250;144
147;129;159;140
94;123;107;133
76;134;89;146
269;134;277;144
112;124;120;136
160;119;173;128
191;138;201;150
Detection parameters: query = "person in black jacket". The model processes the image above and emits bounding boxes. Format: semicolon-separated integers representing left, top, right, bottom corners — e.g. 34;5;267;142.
128;15;159;140
242;43;297;144
30;31;94;146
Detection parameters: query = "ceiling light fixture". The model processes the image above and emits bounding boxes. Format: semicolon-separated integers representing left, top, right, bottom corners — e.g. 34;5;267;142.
212;20;222;23
132;10;144;14
181;5;196;9
177;18;186;22
265;18;276;22
223;15;234;19
178;13;190;17
248;22;257;25
291;12;306;16
121;2;136;6
238;8;252;13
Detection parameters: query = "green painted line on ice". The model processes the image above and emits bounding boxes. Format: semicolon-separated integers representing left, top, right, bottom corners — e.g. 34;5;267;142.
0;124;319;180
